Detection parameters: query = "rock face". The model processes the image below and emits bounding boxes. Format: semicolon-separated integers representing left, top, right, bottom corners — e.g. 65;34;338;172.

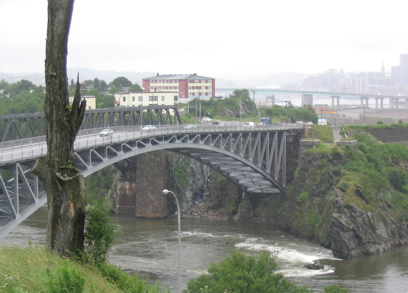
330;189;408;258
275;150;408;259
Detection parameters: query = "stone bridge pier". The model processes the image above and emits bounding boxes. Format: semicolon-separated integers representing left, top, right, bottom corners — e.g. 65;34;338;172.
115;151;172;218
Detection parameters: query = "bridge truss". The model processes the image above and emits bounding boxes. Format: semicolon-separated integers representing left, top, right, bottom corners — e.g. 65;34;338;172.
0;105;181;142
0;126;302;238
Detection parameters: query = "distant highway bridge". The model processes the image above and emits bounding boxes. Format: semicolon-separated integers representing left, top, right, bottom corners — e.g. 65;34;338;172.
217;88;408;109
0;105;304;238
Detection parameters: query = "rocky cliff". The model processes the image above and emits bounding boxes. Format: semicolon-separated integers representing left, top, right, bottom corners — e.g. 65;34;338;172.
276;149;408;258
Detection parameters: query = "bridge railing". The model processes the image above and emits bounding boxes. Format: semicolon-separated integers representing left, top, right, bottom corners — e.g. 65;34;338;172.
0;124;303;165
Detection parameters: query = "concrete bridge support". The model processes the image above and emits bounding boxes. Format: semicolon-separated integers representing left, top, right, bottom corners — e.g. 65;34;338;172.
266;95;275;106
331;95;340;107
302;93;313;107
360;96;369;107
375;97;384;110
390;98;400;109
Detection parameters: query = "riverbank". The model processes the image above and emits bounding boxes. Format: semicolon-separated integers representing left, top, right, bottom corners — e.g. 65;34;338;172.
0;246;164;292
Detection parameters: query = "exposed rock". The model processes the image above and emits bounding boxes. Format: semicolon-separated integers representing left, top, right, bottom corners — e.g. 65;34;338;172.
276;150;408;259
304;262;324;270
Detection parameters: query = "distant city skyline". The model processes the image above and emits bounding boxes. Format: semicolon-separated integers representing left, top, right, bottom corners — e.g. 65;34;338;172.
1;0;407;81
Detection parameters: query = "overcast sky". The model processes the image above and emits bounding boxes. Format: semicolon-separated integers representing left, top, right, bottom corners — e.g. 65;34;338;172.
1;0;406;80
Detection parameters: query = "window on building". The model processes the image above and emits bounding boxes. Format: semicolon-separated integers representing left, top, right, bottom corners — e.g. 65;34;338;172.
138;96;143;101
149;96;158;101
123;96;126;102
161;96;165;101
132;96;135;101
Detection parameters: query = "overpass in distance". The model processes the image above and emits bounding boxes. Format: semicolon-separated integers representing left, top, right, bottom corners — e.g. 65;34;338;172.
0;106;304;238
217;88;408;109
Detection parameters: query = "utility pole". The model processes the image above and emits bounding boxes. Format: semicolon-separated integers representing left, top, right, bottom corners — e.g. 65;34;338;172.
252;91;256;123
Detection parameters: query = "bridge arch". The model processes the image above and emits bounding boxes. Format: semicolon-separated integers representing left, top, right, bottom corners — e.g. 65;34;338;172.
76;129;293;194
1;125;302;238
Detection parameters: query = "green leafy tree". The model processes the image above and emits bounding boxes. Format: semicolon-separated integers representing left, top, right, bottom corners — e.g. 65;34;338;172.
109;76;133;89
82;79;94;86
91;78;108;93
185;250;312;293
0;79;9;90
129;83;143;91
85;199;120;265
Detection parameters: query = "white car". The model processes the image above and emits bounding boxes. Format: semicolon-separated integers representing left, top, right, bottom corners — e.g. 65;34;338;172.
142;125;157;131
184;124;197;129
202;117;212;122
99;129;114;137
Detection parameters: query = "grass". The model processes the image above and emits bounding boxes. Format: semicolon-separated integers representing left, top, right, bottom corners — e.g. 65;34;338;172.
310;125;334;143
0;246;166;293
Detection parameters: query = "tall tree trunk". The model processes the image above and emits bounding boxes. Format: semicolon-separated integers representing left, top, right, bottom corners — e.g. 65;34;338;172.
32;0;87;254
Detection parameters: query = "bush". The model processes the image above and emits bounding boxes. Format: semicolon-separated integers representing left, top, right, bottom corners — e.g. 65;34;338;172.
184;250;312;293
46;260;85;293
97;263;164;293
298;192;309;200
84;199;121;265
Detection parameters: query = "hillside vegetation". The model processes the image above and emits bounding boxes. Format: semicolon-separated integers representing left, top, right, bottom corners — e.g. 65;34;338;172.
273;125;408;258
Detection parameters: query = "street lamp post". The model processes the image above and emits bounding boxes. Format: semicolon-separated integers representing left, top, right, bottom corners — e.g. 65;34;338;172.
198;91;202;122
163;189;182;291
252;90;256;123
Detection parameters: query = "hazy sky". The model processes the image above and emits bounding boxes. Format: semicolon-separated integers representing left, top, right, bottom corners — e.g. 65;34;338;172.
1;0;406;80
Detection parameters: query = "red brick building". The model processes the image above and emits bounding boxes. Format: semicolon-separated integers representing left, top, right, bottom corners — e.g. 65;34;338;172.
142;73;215;99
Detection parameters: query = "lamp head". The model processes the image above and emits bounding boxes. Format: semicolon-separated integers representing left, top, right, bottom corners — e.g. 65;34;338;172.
163;189;169;195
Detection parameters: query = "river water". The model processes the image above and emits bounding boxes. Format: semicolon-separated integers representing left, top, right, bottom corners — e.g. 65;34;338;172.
2;207;408;293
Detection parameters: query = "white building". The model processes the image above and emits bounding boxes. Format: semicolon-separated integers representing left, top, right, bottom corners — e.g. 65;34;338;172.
114;91;178;108
69;95;96;109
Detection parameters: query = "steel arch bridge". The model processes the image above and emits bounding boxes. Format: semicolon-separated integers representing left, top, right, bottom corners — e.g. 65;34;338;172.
0;105;182;142
0;124;303;239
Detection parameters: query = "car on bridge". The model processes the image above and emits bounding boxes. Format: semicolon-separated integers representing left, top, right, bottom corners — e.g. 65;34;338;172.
184;124;197;129
99;129;114;137
202;117;212;122
142;125;157;131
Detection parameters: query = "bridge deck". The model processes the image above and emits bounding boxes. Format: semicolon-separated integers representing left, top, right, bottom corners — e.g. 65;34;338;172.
0;123;303;239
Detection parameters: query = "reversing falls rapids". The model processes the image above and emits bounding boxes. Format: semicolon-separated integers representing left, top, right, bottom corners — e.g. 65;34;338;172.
2;207;408;293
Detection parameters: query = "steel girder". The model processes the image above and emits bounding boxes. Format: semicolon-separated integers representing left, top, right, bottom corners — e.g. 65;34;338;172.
72;130;290;193
0;160;44;238
0;127;301;239
0;105;181;142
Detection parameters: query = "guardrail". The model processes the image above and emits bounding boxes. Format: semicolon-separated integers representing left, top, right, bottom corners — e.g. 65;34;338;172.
0;124;303;165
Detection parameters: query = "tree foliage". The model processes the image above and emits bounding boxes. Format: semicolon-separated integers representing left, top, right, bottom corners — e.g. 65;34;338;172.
129;83;143;91
259;103;318;123
185;250;312;293
84;199;120;265
109;76;132;91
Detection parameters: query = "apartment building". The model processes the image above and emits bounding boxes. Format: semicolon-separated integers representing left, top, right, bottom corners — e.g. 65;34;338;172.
142;73;215;99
